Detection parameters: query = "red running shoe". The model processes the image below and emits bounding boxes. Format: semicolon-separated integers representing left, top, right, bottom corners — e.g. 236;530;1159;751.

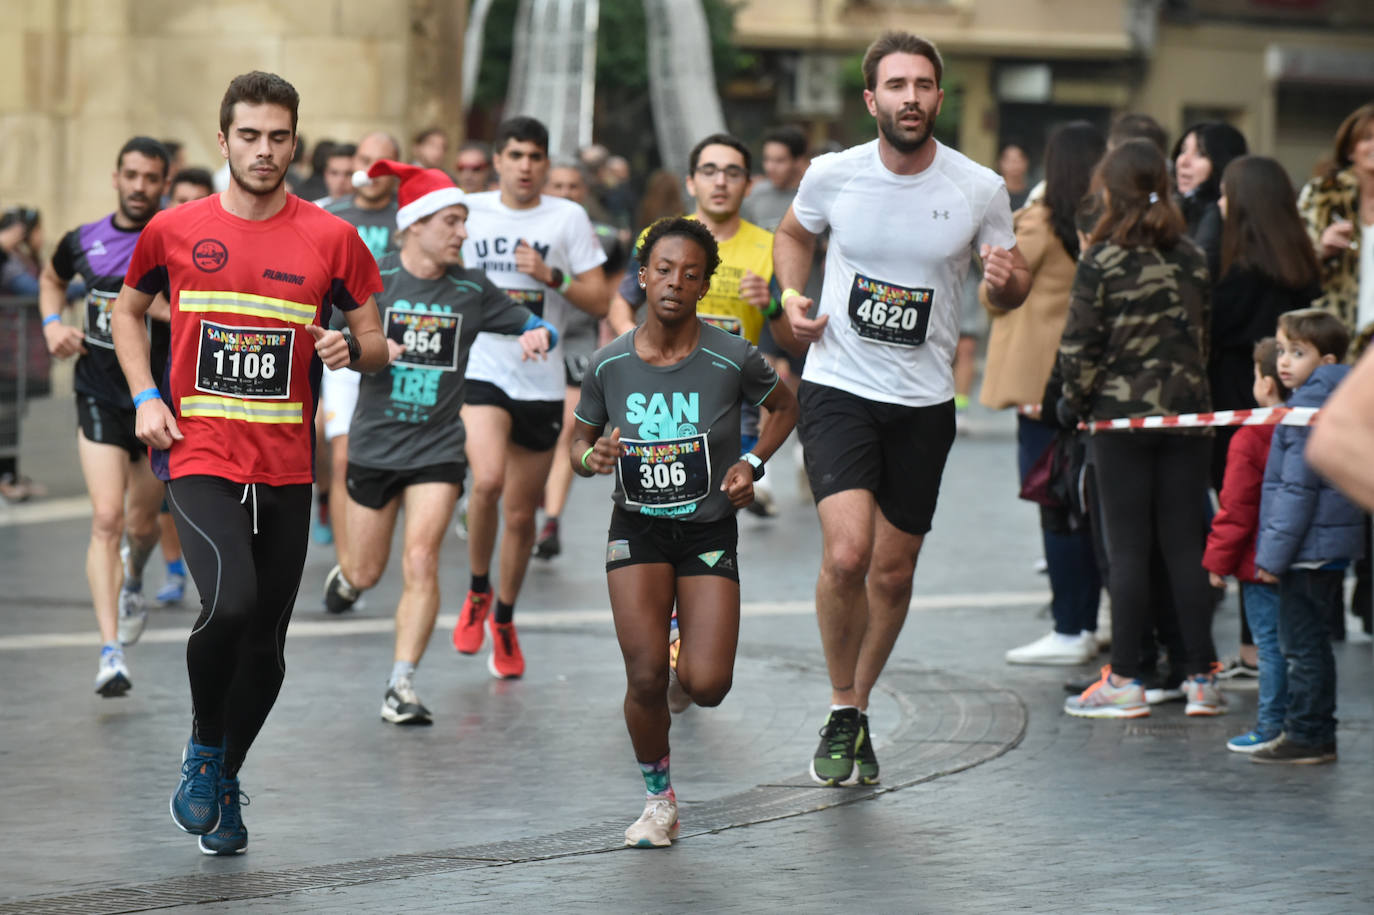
487;618;525;679
453;589;492;654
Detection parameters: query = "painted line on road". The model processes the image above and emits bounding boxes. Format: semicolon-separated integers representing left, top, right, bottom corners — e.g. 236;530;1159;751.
0;496;92;527
0;589;1049;651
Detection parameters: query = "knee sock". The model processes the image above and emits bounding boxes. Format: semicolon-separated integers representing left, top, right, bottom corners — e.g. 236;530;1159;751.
639;753;674;799
471;573;490;595
494;600;514;624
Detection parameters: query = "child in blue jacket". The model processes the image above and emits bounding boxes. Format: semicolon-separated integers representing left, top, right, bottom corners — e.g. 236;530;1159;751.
1253;309;1364;764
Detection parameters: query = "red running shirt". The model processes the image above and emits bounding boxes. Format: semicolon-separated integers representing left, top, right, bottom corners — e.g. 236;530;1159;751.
126;194;382;485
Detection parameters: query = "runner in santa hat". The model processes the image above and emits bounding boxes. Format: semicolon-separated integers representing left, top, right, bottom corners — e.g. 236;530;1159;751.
322;159;559;724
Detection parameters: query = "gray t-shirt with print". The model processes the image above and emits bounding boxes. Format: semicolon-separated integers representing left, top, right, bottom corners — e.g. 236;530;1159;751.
348;253;535;470
575;322;779;522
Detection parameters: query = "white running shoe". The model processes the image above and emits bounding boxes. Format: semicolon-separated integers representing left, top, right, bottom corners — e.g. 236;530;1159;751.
624;796;679;848
380;676;433;725
117;588;147;646
1004;631;1096;666
95;647;131;697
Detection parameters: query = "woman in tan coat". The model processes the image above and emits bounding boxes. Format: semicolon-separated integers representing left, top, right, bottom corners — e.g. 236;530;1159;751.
981;121;1105;666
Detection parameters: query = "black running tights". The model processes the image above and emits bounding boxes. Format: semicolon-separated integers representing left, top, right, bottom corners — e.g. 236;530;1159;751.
1091;432;1217;680
167;475;311;777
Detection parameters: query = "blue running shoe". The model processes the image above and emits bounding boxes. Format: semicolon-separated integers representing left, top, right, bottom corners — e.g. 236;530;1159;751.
156;574;186;605
312;518;333;545
171;741;223;835
1227;728;1282;754
199;777;249;855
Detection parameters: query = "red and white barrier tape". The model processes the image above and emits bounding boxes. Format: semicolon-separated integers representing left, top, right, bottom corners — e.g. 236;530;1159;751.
1015;404;1320;431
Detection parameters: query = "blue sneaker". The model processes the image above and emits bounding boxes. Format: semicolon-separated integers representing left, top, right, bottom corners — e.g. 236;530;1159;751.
1227;728;1282;754
312;518;333;545
171;741;223;835
198;777;249;855
156;574;186;605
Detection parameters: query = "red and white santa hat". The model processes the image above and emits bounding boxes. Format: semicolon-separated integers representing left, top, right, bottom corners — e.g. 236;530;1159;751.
353;159;465;231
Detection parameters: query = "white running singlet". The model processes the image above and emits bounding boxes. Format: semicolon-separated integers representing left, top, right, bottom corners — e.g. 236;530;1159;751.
792;139;1015;407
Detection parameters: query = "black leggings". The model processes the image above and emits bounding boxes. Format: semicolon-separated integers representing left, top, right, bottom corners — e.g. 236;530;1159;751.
167;475;311;777
1091;433;1216;680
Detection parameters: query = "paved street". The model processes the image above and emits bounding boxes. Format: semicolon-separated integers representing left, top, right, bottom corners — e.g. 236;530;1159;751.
1;392;1371;913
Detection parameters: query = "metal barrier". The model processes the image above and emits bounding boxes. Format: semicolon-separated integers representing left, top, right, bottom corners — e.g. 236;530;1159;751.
0;295;51;464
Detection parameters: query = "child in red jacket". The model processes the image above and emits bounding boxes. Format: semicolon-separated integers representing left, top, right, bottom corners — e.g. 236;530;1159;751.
1203;338;1288;753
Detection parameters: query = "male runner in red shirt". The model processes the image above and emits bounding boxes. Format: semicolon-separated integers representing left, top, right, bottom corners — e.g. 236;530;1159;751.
111;71;389;856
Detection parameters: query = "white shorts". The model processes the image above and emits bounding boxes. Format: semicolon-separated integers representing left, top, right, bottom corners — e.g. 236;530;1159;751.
321;365;360;440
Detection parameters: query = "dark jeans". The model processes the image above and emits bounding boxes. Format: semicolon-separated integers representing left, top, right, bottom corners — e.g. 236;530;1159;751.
1277;568;1342;746
1017;415;1101;635
1091;432;1216;680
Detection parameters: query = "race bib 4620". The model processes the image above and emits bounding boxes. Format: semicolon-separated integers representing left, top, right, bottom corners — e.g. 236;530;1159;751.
847;273;933;347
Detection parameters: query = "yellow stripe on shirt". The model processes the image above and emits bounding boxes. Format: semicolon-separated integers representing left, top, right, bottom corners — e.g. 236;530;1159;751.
179;395;304;424
179;290;317;325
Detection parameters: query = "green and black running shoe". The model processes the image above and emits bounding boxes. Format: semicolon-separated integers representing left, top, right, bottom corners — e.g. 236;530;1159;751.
855;713;880;785
810;707;864;786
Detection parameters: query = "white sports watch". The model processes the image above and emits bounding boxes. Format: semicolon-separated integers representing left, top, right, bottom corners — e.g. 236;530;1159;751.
742;451;765;481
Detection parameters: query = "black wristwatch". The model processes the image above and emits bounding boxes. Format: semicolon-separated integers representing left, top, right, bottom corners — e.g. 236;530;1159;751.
547;267;565;290
344;332;362;365
742;452;765;481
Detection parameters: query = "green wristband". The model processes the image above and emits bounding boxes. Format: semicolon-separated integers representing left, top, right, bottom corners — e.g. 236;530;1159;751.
580;445;595;471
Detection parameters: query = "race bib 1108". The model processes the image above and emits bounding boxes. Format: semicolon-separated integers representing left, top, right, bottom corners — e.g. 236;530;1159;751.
195;320;293;399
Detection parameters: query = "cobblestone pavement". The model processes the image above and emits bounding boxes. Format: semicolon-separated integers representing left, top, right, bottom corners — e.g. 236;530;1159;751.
1;397;1371;913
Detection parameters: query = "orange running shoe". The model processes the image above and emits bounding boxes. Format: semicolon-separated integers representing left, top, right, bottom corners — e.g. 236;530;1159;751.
487;618;525;679
453;589;492;654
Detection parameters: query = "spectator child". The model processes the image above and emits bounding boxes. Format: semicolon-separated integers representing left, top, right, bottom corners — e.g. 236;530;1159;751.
1251;309;1364;764
1202;338;1288;752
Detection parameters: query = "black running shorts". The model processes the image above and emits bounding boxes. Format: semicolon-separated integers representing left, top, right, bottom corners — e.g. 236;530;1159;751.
76;393;144;461
464;379;563;453
797;380;955;536
604;506;740;582
345;461;466;510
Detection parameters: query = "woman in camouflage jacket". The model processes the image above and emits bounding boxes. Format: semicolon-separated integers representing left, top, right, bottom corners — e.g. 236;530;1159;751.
1058;139;1223;720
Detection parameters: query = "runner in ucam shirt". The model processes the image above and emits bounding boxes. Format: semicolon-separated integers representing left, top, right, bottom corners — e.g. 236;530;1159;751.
571;217;798;849
38;135;172;696
111;72;388;858
316;160;557;722
451;116;608;680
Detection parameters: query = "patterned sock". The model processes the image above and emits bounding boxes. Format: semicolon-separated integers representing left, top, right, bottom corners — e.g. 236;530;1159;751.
471;573;490;595
389;660;416;688
639;753;673;799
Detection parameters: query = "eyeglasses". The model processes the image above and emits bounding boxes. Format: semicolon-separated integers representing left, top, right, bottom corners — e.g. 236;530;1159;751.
694;164;748;181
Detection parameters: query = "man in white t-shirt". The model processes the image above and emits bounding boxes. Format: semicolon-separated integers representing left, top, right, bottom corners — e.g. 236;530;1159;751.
454;117;608;679
774;31;1030;787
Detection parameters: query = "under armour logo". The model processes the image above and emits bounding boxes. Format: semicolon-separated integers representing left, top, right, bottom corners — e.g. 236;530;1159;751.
933;210;949;220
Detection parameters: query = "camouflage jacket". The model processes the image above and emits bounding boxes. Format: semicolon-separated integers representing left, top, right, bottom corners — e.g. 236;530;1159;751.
1297;168;1371;358
1057;239;1211;425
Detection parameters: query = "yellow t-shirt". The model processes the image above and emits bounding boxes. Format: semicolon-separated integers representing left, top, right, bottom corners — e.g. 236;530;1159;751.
634;217;775;344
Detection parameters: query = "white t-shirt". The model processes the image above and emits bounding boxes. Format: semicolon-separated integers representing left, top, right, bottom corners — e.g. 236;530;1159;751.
463;192;607;401
1360;223;1374;336
792;139;1015;407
